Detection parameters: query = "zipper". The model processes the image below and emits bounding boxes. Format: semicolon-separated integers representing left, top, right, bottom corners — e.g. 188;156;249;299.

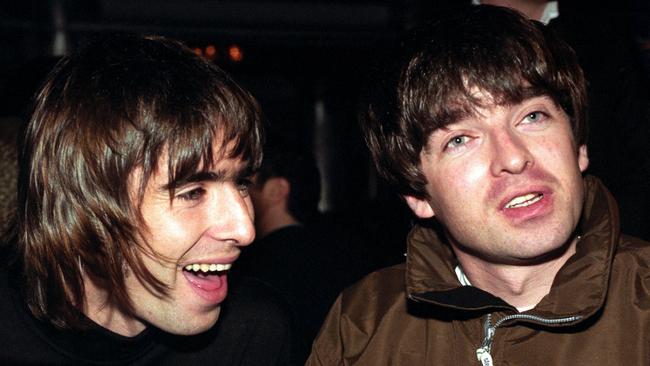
475;313;583;366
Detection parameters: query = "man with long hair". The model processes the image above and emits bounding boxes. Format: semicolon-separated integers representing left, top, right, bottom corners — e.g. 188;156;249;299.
0;34;290;364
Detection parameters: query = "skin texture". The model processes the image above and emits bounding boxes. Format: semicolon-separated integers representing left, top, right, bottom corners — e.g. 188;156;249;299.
405;93;589;308
84;145;256;337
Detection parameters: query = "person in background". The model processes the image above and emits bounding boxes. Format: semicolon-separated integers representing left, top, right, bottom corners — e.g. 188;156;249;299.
234;146;339;365
0;34;291;365
308;6;650;365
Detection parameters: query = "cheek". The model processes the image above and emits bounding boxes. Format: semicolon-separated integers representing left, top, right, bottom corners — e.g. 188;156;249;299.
427;159;488;213
144;210;203;251
431;158;487;194
535;136;581;173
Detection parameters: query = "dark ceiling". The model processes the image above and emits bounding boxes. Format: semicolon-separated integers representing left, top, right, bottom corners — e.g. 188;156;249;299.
0;0;649;211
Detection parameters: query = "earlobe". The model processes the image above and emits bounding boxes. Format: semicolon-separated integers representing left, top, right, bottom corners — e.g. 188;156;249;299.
264;177;290;203
578;144;589;172
404;195;435;218
275;177;290;199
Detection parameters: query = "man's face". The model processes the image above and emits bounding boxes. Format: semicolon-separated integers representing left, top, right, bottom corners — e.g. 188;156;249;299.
124;148;255;335
405;94;588;265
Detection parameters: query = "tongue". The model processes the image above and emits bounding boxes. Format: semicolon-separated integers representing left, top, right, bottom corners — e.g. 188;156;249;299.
183;271;224;291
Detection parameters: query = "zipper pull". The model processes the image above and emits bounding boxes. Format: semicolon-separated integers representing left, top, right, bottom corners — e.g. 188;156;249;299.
476;314;496;366
476;348;493;366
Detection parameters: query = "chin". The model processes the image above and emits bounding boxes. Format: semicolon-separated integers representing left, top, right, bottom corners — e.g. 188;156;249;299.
157;308;221;336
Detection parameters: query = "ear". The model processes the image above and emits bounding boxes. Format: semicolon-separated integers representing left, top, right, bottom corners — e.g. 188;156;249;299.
404;195;435;218
265;177;290;203
274;177;290;199
578;144;589;173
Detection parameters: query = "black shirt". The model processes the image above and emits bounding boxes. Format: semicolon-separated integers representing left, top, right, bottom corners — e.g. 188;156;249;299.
0;268;292;365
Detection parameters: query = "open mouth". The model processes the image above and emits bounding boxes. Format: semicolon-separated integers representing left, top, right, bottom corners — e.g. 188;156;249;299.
182;263;231;303
504;193;543;209
183;263;232;275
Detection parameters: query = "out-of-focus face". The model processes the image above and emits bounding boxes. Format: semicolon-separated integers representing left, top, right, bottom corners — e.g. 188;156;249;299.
248;174;266;215
92;142;256;336
405;93;588;265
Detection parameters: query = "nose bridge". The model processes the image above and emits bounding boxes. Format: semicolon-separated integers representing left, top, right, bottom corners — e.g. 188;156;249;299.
209;186;255;246
490;128;532;176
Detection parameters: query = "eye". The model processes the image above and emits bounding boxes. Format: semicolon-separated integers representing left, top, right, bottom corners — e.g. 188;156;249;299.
522;111;547;124
236;178;253;197
445;135;471;151
176;187;206;201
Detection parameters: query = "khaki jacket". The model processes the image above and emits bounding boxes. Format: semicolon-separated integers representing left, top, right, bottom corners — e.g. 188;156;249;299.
307;177;650;365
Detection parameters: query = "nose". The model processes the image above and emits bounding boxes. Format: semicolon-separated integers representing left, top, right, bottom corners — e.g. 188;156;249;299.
207;187;255;247
489;130;533;176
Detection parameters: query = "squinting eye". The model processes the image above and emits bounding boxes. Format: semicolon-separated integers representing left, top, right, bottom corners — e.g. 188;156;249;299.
445;135;470;150
237;179;253;197
177;188;205;201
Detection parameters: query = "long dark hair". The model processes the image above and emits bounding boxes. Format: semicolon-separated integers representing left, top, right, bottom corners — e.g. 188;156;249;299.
18;34;264;328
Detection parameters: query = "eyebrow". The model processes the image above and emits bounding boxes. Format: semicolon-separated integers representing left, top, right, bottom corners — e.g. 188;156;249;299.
442;89;554;127
161;163;254;191
427;91;557;141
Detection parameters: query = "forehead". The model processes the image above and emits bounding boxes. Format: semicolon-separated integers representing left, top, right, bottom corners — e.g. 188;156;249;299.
438;87;558;128
130;140;251;197
158;142;251;184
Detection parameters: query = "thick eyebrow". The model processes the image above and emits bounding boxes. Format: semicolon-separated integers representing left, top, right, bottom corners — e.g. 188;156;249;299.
161;162;254;191
161;171;225;191
441;88;555;128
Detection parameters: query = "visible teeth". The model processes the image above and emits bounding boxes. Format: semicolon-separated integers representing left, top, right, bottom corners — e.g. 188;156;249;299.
184;263;232;273
505;193;542;208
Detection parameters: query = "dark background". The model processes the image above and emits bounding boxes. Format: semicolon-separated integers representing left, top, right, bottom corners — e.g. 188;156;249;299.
1;0;648;212
1;1;649;273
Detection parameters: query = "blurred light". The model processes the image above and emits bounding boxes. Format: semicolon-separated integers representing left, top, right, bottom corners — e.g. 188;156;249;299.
205;45;217;60
228;45;243;62
193;47;203;56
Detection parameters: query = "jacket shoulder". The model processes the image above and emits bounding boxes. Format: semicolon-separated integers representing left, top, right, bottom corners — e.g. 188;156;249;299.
610;235;650;298
307;264;410;366
338;263;407;318
614;235;650;268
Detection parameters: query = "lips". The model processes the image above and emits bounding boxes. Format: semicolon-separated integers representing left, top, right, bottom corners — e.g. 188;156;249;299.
504;192;543;208
499;187;553;223
183;270;228;305
182;259;235;305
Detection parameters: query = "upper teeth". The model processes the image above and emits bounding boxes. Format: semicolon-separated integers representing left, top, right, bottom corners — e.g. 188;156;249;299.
505;193;542;208
184;263;232;273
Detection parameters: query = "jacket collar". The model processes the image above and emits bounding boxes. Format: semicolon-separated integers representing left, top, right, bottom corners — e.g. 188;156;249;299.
405;176;618;319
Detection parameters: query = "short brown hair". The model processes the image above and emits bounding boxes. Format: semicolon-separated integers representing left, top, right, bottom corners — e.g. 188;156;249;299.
18;34;264;328
361;5;587;200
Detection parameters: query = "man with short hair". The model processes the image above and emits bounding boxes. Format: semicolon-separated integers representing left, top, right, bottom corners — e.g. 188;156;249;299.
0;34;290;364
307;6;650;365
248;147;321;238
235;147;337;364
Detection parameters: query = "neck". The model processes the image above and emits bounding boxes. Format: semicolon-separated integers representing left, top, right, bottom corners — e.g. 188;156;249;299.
255;207;300;238
480;0;549;21
453;236;578;310
82;273;146;337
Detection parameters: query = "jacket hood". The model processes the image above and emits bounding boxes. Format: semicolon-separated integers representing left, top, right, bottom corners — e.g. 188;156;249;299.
405;176;618;322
